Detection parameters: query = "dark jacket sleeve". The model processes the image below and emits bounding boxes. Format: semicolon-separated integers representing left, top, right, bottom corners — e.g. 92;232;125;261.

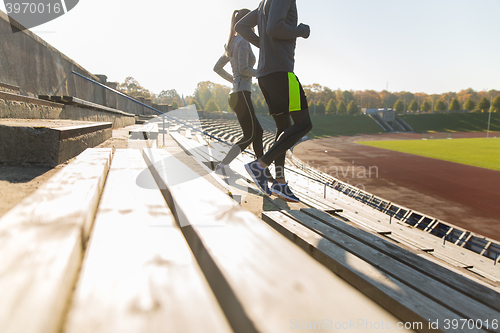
267;0;310;40
235;9;260;48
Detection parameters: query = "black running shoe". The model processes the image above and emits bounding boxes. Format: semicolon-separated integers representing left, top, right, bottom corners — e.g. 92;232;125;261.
245;160;271;196
270;181;300;203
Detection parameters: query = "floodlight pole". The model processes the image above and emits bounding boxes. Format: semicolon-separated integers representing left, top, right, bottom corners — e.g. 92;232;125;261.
163;113;166;147
487;94;492;139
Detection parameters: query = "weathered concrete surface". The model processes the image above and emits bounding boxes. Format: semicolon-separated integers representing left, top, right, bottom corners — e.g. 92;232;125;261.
61;105;135;128
0;163;66;218
0;10;143;115
0;119;112;165
0;10;102;101
0;92;135;128
0;92;64;118
0;82;20;94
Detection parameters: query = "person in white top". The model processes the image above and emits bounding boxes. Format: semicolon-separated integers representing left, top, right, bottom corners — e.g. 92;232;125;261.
213;9;265;172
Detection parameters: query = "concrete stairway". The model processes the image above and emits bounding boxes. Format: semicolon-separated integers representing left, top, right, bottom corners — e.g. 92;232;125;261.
0;119;112;165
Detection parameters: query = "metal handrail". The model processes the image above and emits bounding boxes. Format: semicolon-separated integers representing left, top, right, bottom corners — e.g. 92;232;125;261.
72;71;238;149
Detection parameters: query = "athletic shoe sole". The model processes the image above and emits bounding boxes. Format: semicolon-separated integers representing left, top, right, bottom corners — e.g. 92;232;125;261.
270;188;300;203
245;163;271;196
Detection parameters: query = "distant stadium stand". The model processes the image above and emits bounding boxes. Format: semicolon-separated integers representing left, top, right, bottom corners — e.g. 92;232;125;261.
422;132;453;140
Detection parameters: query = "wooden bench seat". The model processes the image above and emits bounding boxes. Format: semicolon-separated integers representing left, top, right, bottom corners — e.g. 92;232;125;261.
0;146;404;333
201;123;497;275
196;133;208;145
171;132;216;165
5;141;499;333
262;208;500;330
141;148;409;332
64;150;231;333
0;148;112;333
168;124;181;132
129;122;159;140
322;187;500;280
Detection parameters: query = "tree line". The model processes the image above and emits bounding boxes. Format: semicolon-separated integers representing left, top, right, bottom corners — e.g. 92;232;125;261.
298;85;500;115
116;77;500;115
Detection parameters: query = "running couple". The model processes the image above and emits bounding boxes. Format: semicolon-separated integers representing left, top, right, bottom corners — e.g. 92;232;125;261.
213;0;312;203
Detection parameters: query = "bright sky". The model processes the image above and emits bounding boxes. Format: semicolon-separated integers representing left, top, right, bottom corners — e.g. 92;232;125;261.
2;0;499;97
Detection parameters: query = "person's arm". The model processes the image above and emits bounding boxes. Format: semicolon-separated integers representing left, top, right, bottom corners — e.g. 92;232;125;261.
238;41;257;77
235;9;260;48
267;0;310;40
213;54;234;84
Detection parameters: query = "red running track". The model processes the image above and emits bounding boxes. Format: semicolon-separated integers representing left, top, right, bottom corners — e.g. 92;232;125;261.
294;132;500;241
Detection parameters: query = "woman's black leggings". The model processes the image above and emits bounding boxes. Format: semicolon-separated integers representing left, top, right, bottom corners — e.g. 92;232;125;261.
261;108;312;179
221;91;264;165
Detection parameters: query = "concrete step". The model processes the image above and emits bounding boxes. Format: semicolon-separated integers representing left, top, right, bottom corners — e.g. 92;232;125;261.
135;114;157;124
0;119;112;165
1;93;135;128
0;82;20;94
1;91;64;119
38;95;135;119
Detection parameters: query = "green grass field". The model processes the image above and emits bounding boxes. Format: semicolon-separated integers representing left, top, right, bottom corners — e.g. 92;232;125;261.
358;138;500;171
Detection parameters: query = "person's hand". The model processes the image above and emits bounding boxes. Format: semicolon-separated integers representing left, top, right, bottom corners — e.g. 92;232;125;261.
299;23;310;39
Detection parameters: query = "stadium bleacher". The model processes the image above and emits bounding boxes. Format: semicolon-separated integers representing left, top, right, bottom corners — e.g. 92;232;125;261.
1;110;499;333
